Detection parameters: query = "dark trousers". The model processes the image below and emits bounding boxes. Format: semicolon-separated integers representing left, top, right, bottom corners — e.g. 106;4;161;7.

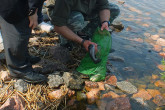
0;16;33;77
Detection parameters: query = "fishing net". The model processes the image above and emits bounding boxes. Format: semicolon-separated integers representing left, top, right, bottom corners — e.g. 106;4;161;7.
76;27;112;82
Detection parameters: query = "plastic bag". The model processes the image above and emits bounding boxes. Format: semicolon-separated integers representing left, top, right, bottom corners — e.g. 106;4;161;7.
76;27;112;82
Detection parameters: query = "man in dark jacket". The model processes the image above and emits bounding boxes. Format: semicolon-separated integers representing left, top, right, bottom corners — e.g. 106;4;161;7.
0;0;47;83
46;0;120;51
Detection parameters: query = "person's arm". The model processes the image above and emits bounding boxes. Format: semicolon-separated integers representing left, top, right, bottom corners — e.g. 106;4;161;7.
99;9;110;31
28;0;43;29
55;26;97;51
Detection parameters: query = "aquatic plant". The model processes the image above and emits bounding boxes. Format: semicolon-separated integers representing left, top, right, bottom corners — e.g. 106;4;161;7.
160;58;165;81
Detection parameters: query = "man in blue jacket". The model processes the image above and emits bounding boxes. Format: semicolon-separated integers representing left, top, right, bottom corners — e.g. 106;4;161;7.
0;0;47;83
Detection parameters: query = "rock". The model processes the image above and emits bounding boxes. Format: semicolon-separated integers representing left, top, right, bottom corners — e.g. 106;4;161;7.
153;45;161;52
138;85;147;90
153;95;165;106
132;89;152;100
154;80;165;88
104;84;116;91
97;82;105;91
48;72;64;88
105;97;131;110
144;33;151;37
62;72;84;90
118;1;125;4
48;90;63;100
123;67;134;71
67;89;75;98
102;91;120;99
111;20;124;31
109;56;125;62
159;52;165;57
116;81;137;94
151;74;159;80
0;71;11;81
49;46;71;64
76;91;87;101
146;89;161;97
156;38;165;46
85;81;99;91
96;99;107;110
105;75;117;86
86;89;100;104
157;65;165;71
130;97;151;110
14;79;28;93
151;35;160;40
0;95;25;110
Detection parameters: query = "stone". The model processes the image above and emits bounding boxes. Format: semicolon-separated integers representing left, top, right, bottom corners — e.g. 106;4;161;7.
0;95;25;110
132;89;152;100
105;97;131;110
153;45;162;52
123;67;134;71
85;81;99;91
76;91;87;101
151;35;160;40
0;71;11;81
146;89;161;97
102;91;120;99
156;38;165;46
104;84;116;91
67;89;75;98
96;99;107;110
48;72;64;88
86;89;100;104
97;82;105;91
62;72;84;90
109;56;125;62
138;85;147;90
157;65;165;71
154;80;165;88
159;52;165;57
48;90;63;100
151;74;159;80
153;95;165;106
14;79;28;93
130;97;151;110
118;1;125;4
111;20;124;31
105;75;117;86
116;81;137;94
144;33;151;37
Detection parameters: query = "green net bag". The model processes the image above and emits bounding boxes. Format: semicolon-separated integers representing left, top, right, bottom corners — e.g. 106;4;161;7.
76;27;112;82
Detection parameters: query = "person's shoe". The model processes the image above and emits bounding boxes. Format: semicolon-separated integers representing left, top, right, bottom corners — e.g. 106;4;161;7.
10;71;48;83
38;21;54;33
30;56;41;64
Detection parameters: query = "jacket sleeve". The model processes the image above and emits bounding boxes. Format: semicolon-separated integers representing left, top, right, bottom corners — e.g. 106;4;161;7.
28;0;44;10
96;0;110;11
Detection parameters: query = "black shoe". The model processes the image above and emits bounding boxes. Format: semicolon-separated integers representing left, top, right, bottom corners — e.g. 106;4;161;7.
30;56;41;64
10;71;48;83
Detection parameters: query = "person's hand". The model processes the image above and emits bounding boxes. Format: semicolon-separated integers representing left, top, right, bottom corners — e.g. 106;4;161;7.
28;9;38;29
101;22;109;31
83;40;98;52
